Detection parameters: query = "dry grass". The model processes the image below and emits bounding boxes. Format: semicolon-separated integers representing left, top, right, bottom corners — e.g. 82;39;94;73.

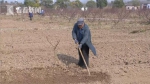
0;12;149;29
0;14;150;84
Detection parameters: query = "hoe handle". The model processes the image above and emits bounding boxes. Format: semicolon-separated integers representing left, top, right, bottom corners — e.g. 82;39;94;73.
78;48;91;76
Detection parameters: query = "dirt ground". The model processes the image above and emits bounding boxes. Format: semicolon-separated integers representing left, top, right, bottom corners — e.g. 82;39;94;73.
0;16;150;84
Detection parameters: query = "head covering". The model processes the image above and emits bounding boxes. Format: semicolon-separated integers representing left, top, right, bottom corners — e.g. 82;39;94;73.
77;18;84;25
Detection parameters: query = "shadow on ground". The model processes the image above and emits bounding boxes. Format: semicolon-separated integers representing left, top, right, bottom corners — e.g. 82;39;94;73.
57;54;78;66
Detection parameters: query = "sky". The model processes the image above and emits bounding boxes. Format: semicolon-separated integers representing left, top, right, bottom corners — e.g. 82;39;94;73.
5;0;130;4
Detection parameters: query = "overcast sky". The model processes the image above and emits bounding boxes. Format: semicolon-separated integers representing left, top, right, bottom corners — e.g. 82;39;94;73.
5;0;130;4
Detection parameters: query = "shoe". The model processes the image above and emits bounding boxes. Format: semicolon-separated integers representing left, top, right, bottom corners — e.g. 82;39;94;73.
77;62;83;67
81;65;87;69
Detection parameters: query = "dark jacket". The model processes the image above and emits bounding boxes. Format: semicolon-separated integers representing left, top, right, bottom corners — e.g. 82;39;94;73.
29;12;33;17
72;23;96;56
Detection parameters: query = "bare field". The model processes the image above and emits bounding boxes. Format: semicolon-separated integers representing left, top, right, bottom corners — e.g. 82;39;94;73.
0;15;150;84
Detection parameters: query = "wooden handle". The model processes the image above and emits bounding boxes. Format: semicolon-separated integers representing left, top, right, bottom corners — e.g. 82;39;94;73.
78;48;91;76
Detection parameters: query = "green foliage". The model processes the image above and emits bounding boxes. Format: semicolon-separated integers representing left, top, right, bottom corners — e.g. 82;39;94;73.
41;0;53;8
96;0;107;8
0;0;4;4
69;0;83;8
54;0;70;8
24;0;40;7
132;0;140;6
112;0;124;8
86;0;96;8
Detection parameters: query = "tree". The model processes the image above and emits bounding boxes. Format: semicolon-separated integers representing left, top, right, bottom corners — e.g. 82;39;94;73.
69;0;83;8
24;0;40;7
54;0;70;8
0;0;4;4
132;0;140;6
112;0;124;8
4;1;7;4
96;0;107;8
41;0;53;8
86;0;96;8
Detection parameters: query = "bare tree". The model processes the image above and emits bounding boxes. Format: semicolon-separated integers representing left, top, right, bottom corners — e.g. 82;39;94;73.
141;9;150;24
46;36;60;56
111;8;131;28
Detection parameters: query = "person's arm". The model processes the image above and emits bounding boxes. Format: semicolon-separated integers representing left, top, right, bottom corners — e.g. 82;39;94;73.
72;24;77;40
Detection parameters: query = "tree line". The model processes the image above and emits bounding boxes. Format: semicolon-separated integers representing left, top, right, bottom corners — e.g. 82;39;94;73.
0;0;141;9
23;0;138;8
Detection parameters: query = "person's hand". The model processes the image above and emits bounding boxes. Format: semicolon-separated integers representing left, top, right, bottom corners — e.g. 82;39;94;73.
78;44;82;49
74;39;78;44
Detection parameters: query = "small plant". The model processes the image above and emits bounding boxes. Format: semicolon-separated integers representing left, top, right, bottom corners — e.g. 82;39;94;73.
46;36;60;56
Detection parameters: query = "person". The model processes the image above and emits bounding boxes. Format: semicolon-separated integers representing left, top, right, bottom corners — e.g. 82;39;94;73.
29;12;33;21
41;10;45;16
72;18;97;69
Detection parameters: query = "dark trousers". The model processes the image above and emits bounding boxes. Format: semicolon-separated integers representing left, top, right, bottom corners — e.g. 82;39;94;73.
30;17;32;20
78;44;89;68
